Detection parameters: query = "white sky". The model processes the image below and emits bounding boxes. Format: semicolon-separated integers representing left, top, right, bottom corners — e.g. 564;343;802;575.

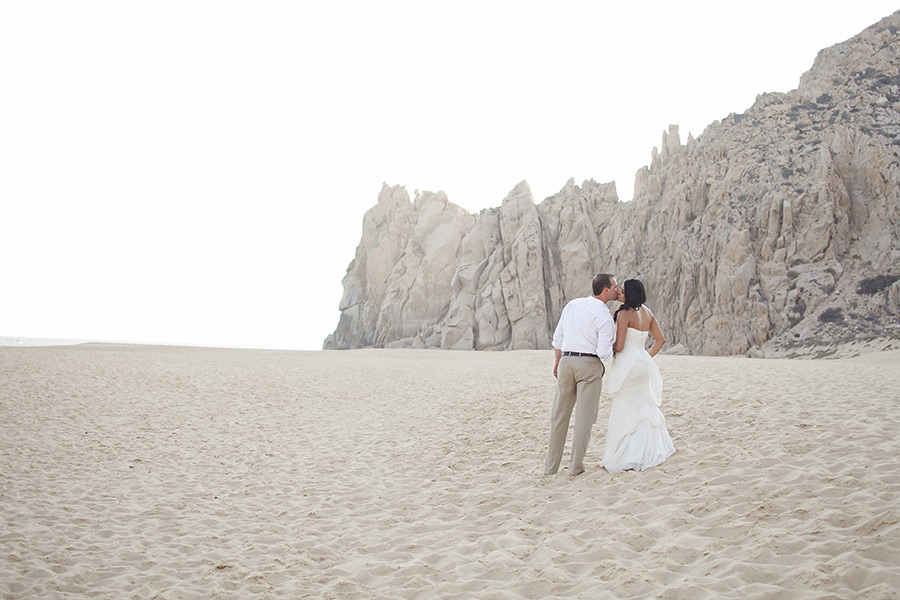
2;1;897;350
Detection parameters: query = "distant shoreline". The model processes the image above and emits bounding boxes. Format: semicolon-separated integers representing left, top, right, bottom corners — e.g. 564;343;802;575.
0;336;91;347
0;336;313;351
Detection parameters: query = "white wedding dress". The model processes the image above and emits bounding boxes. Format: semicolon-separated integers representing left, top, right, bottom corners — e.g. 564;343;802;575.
602;328;675;472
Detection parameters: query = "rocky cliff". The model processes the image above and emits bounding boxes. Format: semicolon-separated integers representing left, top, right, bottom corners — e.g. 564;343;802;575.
325;12;900;357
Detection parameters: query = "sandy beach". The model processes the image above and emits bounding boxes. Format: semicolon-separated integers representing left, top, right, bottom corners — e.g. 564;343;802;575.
2;344;899;599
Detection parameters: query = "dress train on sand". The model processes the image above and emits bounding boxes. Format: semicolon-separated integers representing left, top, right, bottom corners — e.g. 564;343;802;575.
602;328;674;472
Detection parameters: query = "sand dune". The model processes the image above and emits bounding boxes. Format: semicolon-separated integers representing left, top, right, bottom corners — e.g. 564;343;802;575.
2;345;899;599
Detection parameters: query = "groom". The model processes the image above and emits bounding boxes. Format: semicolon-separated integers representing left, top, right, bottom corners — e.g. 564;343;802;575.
544;273;618;476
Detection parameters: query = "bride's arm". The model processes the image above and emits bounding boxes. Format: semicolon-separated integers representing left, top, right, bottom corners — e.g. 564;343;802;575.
648;313;665;357
613;311;629;353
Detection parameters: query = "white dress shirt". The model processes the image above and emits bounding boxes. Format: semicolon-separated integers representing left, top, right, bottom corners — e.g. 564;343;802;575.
552;296;615;362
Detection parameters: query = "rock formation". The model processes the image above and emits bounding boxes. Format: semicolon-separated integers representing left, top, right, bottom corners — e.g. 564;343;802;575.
325;12;900;357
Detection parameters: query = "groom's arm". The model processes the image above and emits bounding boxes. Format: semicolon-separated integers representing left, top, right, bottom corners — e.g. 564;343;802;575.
551;306;566;379
553;348;562;379
596;316;616;362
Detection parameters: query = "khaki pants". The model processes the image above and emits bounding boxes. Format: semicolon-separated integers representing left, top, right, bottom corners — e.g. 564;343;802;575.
544;356;604;475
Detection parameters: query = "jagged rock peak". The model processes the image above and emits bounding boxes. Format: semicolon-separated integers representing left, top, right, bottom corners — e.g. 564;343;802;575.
377;182;410;205
505;180;534;201
798;10;900;106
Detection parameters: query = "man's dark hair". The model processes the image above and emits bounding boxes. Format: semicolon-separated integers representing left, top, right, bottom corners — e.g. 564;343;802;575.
592;273;614;296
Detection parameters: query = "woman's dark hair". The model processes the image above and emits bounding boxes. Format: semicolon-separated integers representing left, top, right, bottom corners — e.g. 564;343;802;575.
614;279;647;321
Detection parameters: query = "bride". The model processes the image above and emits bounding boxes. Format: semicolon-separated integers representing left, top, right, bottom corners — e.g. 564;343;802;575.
602;279;675;472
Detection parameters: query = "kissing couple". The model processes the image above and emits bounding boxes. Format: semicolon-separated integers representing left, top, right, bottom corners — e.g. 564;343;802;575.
544;272;675;476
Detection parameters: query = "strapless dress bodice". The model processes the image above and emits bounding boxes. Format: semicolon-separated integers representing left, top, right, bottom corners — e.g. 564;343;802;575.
622;327;649;348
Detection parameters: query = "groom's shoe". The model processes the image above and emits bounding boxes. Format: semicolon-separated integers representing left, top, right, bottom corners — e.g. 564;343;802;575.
571;466;585;476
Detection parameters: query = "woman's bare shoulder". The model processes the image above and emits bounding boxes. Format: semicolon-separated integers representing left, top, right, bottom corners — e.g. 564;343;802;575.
643;305;661;326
